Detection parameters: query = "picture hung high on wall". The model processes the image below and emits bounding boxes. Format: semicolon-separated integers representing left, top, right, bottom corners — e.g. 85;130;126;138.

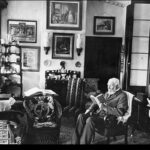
52;33;74;59
7;19;37;43
21;46;40;71
93;16;115;35
47;0;82;30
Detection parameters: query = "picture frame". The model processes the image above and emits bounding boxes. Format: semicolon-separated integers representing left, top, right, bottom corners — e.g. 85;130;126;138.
93;16;115;35
52;33;74;59
7;19;37;43
47;0;82;30
21;46;40;71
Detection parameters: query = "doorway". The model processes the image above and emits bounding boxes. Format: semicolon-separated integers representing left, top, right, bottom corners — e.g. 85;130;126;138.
84;36;122;92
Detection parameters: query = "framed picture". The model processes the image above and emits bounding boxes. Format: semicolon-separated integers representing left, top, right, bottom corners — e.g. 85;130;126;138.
47;0;82;30
21;46;40;71
52;33;74;59
7;19;37;43
93;16;115;35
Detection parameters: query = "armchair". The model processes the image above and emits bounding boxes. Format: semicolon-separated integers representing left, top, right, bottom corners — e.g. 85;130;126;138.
94;91;135;144
23;95;62;144
63;78;85;120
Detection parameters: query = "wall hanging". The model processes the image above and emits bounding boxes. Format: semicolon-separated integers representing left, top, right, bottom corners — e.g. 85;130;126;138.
21;46;40;71
7;19;37;43
52;33;74;59
46;0;82;30
75;61;81;68
93;16;115;35
44;59;52;67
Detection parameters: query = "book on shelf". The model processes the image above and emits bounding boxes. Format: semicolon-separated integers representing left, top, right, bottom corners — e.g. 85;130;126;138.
90;94;105;109
24;87;58;97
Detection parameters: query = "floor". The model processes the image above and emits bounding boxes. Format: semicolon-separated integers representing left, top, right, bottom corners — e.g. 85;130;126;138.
59;116;150;145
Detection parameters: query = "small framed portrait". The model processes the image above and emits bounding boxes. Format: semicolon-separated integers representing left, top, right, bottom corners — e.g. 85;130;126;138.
7;19;37;43
47;0;82;30
93;16;115;35
21;46;40;71
52;33;74;59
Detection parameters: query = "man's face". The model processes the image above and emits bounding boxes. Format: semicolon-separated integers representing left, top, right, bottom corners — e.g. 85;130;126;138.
107;81;116;95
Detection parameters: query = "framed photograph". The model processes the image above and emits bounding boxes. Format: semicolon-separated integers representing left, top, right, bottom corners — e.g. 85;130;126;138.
47;0;82;30
7;19;37;43
21;46;40;71
93;16;115;35
52;33;74;59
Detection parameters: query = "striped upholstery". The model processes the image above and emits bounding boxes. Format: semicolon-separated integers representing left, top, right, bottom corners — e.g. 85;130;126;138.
63;78;77;112
69;78;85;113
63;78;85;116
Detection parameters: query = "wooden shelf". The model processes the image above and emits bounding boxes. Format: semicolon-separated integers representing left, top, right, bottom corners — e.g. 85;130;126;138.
0;44;22;99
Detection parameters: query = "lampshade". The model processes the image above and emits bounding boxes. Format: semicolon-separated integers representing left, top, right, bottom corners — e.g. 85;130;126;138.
76;33;83;56
43;32;51;55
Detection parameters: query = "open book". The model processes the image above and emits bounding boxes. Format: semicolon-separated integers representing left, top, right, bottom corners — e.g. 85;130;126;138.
24;87;58;97
90;94;105;109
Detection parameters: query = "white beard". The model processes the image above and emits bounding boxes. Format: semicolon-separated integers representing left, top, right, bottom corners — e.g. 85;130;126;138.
108;89;115;95
108;87;120;96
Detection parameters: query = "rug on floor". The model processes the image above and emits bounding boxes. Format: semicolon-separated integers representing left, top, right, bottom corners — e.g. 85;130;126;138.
59;116;150;145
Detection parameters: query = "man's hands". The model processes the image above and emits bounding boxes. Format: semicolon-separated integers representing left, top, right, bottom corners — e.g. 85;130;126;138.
90;95;102;109
85;109;90;114
101;103;107;112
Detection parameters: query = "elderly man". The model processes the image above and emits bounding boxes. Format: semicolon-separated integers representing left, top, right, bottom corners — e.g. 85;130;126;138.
71;78;128;144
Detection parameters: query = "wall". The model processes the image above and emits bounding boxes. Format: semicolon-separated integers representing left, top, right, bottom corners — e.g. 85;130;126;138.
1;0;87;93
86;1;127;39
86;0;128;88
1;0;128;93
1;1;42;93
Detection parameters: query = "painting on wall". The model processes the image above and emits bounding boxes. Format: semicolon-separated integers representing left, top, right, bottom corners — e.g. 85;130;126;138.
7;19;37;43
52;33;74;59
21;46;40;71
93;16;115;35
47;0;82;30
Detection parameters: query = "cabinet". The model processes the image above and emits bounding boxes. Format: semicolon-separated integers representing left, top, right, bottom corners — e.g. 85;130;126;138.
0;44;22;99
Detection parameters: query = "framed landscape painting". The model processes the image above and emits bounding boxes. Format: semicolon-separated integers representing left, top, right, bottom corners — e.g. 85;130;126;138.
93;16;115;35
52;33;74;59
47;0;82;30
7;19;37;43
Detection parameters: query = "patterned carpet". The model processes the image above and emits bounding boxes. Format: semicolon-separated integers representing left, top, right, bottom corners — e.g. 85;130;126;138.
59;116;150;145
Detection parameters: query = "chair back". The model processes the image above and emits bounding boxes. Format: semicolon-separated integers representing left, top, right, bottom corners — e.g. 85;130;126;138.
54;99;62;120
118;91;134;123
